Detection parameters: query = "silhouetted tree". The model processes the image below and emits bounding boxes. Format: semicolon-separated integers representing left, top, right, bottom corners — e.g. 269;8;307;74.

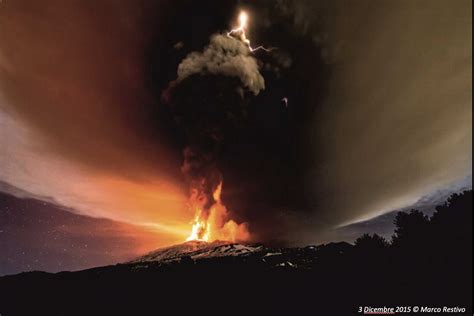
352;234;390;270
391;209;430;248
429;191;472;282
355;233;389;250
430;191;472;244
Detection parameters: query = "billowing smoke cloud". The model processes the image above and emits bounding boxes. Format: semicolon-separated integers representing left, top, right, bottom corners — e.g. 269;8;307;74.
177;34;265;95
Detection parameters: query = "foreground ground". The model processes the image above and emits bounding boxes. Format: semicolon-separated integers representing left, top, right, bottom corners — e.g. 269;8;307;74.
0;238;471;315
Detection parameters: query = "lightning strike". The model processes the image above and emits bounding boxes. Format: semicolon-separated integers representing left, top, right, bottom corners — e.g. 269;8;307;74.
227;11;273;53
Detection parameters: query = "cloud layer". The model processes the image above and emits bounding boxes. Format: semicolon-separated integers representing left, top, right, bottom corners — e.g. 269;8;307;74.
277;0;472;242
0;0;189;240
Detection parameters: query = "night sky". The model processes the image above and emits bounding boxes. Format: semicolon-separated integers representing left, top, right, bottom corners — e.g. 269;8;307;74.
0;0;472;275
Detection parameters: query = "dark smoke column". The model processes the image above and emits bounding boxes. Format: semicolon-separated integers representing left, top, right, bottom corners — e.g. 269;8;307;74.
162;33;265;242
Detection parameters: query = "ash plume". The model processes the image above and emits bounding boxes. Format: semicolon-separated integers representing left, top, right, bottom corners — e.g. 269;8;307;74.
163;33;266;240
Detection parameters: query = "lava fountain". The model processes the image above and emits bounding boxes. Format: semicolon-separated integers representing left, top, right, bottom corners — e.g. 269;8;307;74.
186;181;249;242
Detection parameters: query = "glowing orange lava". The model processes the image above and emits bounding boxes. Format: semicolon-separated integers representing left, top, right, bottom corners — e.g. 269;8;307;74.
186;182;249;243
186;209;210;242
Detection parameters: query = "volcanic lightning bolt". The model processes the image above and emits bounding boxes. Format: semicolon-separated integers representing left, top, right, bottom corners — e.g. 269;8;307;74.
227;11;272;53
